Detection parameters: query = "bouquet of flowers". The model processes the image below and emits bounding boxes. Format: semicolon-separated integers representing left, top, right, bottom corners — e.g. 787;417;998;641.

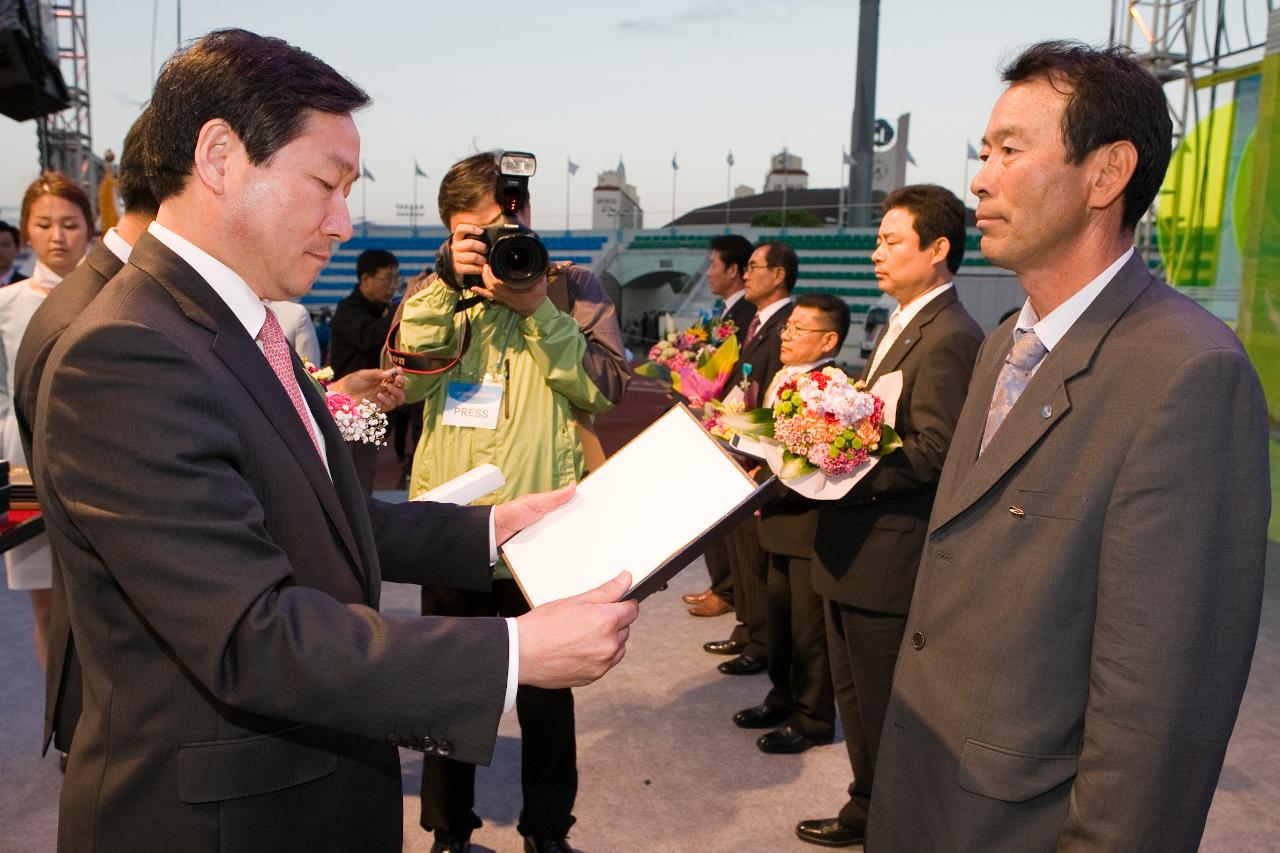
636;315;740;407
723;366;903;499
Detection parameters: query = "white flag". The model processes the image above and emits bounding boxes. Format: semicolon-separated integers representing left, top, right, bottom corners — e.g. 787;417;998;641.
568;158;579;176
966;142;981;161
727;150;735;167
672;153;679;171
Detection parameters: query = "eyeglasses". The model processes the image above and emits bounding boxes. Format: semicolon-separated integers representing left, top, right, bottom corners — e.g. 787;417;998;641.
781;325;835;339
369;271;401;284
745;262;776;272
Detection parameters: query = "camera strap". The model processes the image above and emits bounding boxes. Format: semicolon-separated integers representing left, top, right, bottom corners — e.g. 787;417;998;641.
383;294;478;375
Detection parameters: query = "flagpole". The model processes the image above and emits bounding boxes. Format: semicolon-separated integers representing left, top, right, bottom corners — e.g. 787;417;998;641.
725;152;732;233
670;153;678;236
565;163;570;235
838;149;847;233
412;163;419;238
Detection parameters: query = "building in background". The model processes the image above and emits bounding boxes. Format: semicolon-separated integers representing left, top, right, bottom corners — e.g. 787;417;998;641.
593;165;643;228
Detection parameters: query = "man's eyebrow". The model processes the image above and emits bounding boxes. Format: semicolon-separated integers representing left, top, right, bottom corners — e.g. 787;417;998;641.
327;153;357;174
981;126;1020;147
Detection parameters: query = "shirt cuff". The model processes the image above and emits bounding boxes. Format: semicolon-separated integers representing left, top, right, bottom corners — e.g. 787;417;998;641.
488;508;498;565
503;617;520;713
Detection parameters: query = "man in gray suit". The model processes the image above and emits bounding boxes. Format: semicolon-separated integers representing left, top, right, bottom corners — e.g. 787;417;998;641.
868;41;1270;852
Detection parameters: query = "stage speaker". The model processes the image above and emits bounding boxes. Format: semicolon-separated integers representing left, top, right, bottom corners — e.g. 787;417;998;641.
0;0;70;122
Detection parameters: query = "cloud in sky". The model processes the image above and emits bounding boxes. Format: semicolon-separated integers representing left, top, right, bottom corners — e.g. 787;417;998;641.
619;0;782;34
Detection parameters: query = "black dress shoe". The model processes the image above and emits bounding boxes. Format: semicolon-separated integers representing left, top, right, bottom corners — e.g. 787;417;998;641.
733;703;790;729
703;637;745;655
718;653;766;675
524;836;575;853
757;724;833;754
429;841;470;853
795;817;864;847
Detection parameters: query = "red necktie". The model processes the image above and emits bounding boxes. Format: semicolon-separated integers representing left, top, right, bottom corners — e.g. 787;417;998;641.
257;308;323;458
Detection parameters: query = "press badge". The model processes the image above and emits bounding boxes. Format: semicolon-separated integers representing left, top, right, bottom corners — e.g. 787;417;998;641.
442;380;504;429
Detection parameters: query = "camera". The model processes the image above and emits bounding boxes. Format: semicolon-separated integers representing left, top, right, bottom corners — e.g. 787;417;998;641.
438;151;549;292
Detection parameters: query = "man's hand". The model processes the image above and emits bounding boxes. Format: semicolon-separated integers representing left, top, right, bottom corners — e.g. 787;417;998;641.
493;485;575;545
516;572;639;688
329;367;405;411
471;263;549;318
449;224;490;279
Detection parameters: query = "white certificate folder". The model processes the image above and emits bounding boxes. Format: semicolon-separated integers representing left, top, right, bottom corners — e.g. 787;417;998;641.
501;405;775;608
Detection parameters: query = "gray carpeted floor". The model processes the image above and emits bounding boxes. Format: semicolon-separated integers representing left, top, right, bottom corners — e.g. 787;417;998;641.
2;534;1277;852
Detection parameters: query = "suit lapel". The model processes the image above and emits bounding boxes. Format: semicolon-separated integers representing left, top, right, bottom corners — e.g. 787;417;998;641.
127;234;367;577
931;254;1154;531
84;240;124;283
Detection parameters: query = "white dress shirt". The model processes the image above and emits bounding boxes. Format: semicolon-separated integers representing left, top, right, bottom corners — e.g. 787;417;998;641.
719;289;746;318
102;227;132;263
752;295;793;334
266;299;322;366
1013;247;1134;378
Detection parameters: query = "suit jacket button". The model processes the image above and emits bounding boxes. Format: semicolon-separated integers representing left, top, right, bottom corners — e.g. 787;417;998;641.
911;632;926;651
1041;404;1053;418
436;739;455;757
421;736;436;752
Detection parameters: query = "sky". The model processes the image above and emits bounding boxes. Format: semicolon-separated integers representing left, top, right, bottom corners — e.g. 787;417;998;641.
0;0;1120;230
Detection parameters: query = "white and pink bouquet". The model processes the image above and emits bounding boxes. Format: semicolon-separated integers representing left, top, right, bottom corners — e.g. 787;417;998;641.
325;393;389;446
723;366;903;499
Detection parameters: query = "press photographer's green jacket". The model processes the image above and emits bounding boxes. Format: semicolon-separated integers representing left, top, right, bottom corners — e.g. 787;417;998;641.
400;264;629;576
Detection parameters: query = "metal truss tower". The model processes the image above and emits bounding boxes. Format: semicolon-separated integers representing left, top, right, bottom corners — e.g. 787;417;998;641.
35;0;94;200
1109;1;1274;262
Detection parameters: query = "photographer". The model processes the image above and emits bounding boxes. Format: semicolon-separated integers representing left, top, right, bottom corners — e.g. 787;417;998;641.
395;150;628;853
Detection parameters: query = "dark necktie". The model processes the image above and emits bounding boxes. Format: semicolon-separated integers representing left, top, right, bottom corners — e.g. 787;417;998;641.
745;314;761;345
980;328;1048;454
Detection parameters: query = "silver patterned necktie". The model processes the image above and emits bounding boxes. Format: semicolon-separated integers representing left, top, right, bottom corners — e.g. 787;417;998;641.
980;328;1048;454
866;312;904;379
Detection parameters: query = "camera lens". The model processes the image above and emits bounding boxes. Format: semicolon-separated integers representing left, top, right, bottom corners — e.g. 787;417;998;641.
490;232;549;289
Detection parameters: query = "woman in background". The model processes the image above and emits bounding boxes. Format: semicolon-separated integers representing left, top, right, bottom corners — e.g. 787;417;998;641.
0;171;93;671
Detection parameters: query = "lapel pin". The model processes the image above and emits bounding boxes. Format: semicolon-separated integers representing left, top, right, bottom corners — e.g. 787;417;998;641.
1009;506;1025;517
1041;404;1053;418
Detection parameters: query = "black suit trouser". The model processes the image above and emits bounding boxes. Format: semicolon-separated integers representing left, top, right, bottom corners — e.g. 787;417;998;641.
724;516;769;658
824;600;906;831
419;580;577;841
702;537;735;604
761;553;834;738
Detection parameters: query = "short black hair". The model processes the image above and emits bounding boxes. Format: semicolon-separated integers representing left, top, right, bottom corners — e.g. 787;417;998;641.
1002;40;1172;232
708;234;753;277
118;109;159;215
145;28;370;202
794;293;851;350
883;184;967;274
438;151;511;228
0;220;18;245
356;249;398;280
757;240;798;292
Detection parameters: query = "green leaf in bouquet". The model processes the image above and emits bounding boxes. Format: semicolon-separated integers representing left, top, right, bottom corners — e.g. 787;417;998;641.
874;424;904;456
634;361;673;384
720;406;775;438
779;449;816;480
698;334;740;379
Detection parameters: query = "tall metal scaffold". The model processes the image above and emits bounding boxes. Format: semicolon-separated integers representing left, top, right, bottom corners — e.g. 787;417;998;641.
1109;0;1275;281
34;0;94;201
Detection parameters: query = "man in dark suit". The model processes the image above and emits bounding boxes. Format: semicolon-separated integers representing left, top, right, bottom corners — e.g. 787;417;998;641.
686;234;756;619
706;240;797;675
866;43;1269;852
13;110;158;766
734;294;851;756
32;29;637;853
0;220;25;285
795;185;982;847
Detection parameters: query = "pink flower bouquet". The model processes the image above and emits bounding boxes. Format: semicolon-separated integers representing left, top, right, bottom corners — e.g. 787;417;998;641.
636;317;740;406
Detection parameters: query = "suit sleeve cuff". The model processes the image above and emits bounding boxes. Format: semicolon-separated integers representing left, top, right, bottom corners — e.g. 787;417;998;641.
489;508;498;565
504;617;519;713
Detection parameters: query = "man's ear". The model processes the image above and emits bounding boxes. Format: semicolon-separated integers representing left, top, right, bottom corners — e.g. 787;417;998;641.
930;236;951;268
192;119;238;197
1087;140;1138;214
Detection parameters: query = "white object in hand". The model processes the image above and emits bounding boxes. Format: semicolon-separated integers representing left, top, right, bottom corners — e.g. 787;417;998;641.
412;463;506;505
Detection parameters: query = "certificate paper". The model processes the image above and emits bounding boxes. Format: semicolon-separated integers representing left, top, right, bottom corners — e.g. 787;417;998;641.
502;405;773;607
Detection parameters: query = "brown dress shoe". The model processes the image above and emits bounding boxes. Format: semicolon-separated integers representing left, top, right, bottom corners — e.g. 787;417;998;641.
688;591;733;617
682;587;713;605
